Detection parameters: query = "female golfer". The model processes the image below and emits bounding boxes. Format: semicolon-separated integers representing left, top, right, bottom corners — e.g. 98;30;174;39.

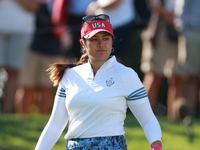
35;14;162;150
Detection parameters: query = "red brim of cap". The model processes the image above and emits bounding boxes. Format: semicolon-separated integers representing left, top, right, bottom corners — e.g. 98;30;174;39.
84;29;114;39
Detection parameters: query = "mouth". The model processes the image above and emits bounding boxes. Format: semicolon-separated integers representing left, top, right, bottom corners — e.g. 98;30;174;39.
97;49;106;52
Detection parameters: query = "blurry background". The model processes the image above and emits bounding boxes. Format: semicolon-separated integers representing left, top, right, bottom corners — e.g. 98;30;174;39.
0;0;200;149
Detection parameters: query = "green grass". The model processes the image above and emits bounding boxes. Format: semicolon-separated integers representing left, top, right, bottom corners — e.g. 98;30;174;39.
0;113;200;150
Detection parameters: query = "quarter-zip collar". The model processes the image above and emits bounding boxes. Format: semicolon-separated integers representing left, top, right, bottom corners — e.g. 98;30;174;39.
85;55;117;80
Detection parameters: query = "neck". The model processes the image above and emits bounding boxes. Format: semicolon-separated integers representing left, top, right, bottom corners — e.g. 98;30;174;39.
89;59;106;76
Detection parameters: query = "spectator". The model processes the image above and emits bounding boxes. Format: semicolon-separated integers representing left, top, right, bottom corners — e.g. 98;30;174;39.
172;0;200;120
56;0;96;61
86;0;136;63
140;0;178;118
15;0;67;114
0;0;38;113
141;0;200;123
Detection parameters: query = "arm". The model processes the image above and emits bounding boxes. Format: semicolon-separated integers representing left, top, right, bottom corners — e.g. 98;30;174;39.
125;71;162;148
153;5;174;25
147;0;174;25
16;0;39;12
35;86;69;150
86;0;122;15
128;98;162;148
96;0;122;9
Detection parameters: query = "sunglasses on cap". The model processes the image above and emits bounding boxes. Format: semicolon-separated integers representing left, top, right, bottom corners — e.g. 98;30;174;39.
82;14;110;24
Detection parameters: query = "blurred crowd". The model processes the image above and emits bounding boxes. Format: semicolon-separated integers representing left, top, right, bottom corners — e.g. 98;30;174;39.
0;0;199;127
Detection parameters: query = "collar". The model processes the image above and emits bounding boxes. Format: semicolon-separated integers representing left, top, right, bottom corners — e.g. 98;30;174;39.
86;55;117;74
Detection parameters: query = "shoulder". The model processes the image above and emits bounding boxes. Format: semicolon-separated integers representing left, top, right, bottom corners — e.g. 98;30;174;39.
67;63;87;73
116;62;143;85
115;62;137;78
61;63;87;83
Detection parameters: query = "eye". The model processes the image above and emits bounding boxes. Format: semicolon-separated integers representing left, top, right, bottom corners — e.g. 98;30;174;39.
103;37;109;41
90;38;97;41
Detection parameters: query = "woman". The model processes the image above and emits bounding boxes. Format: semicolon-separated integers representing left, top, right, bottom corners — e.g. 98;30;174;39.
35;14;162;150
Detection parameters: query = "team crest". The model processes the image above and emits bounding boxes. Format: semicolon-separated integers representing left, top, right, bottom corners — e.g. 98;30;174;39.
106;78;115;87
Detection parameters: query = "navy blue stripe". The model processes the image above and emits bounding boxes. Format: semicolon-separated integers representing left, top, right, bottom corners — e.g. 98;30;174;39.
127;87;147;101
60;88;65;92
58;95;66;98
131;92;147;98
58;92;66;95
128;90;146;98
127;95;147;101
58;94;66;98
58;94;66;97
128;87;145;98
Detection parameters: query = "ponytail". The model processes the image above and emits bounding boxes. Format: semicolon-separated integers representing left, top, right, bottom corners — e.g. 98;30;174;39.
47;53;89;86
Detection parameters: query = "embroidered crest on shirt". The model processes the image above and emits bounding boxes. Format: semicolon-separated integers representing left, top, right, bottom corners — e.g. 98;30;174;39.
106;78;115;87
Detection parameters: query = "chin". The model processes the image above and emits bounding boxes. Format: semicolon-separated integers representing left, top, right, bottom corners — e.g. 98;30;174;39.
98;55;110;60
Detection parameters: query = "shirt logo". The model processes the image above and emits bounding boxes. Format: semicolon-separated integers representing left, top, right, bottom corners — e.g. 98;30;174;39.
92;22;105;28
106;78;115;87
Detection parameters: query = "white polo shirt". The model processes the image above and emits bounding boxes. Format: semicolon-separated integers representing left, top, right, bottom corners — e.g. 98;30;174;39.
35;56;162;150
57;56;161;141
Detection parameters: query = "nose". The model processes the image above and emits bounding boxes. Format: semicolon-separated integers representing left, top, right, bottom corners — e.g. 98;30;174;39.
97;40;104;47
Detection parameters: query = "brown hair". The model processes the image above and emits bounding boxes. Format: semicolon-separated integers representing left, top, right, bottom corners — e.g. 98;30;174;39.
47;53;88;86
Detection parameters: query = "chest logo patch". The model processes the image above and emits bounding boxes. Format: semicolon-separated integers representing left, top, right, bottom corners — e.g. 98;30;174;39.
106;78;115;87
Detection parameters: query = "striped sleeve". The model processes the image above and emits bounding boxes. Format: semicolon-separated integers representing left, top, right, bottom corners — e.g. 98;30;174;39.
57;87;66;98
127;87;147;101
55;83;67;102
124;70;148;102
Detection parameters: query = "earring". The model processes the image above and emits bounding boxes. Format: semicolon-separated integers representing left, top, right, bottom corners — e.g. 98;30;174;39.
111;47;115;53
82;47;86;53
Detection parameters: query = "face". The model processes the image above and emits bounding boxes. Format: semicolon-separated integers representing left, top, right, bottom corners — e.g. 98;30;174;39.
82;31;113;63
